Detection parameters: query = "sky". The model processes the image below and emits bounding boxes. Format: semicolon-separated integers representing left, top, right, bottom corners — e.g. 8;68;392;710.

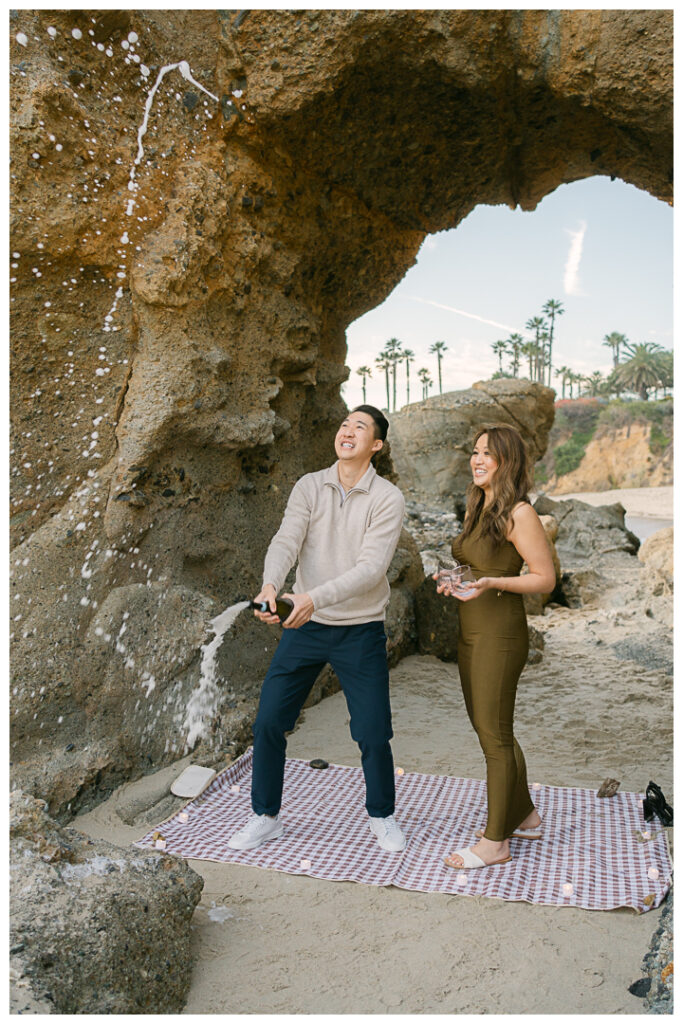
341;175;673;412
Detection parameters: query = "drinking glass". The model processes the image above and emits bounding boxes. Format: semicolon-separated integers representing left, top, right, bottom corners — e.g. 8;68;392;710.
452;565;477;597
436;557;460;591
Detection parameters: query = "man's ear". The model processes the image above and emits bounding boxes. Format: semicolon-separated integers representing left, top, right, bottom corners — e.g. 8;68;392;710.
372;439;384;454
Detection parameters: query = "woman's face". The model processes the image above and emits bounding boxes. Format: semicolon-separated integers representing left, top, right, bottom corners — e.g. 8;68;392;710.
470;433;499;491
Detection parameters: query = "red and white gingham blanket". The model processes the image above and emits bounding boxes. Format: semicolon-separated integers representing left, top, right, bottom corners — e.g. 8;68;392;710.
137;748;671;913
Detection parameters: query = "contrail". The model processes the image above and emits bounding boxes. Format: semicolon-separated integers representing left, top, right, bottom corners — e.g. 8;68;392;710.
564;221;586;296
408;296;533;337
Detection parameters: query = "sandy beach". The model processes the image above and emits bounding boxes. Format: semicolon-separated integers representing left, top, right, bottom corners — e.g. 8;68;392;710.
546;485;673;520
76;524;673;1015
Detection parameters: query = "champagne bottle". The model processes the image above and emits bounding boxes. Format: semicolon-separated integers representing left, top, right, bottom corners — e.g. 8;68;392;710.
249;597;294;622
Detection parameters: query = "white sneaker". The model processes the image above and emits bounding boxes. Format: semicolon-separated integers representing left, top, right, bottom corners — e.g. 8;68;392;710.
369;814;406;852
227;813;284;850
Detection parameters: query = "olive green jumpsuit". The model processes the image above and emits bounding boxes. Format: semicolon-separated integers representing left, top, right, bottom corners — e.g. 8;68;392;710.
452;512;536;841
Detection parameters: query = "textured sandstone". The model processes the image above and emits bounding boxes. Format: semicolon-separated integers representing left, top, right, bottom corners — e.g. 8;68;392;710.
389;378;556;509
637;526;673;587
10;10;672;813
549;423;673;494
10;791;203;1014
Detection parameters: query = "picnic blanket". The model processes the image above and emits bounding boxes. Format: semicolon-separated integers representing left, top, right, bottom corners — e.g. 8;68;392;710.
137;748;671;913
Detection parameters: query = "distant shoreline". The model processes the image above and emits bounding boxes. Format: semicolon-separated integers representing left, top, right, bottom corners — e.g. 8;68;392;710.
542;485;673;521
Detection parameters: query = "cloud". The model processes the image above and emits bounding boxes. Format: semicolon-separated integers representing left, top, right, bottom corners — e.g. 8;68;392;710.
563;221;587;296
407;296;533;337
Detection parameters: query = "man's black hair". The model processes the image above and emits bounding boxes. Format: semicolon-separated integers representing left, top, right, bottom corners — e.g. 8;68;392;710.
350;405;389;442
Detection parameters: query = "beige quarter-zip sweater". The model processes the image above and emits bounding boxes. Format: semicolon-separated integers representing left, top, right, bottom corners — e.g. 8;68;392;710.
262;462;405;625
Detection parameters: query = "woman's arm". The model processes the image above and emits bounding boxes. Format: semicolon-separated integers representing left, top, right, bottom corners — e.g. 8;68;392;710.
486;504;555;595
454;504;556;600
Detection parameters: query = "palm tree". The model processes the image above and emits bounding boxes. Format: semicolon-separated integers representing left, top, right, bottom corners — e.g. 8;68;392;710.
602;331;628;369
656;350;674;397
429;340;448;394
537;332;550;383
520;341;535;380
375;353;391;411
384;337;403;412
566;368;580;399
525;316;547;381
584;370;606;397
507;333;524;377
402;348;415;406
542;299;565;387
356;365;372;404
554;365;573;400
491;339;508;374
616;341;665;400
576;374;591;398
604;368;623;400
417;367;431;400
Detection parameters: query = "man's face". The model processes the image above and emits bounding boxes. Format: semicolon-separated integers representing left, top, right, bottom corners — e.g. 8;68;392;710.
334;412;383;464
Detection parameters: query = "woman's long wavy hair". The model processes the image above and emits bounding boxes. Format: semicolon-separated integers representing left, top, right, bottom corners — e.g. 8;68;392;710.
460;425;532;546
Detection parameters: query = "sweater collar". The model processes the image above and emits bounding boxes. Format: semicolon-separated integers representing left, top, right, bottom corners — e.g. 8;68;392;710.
325;461;377;493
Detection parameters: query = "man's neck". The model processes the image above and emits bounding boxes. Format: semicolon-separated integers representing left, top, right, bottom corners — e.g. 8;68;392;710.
337;459;371;491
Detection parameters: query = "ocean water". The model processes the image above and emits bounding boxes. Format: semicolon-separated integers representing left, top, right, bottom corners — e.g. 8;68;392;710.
625;515;673;542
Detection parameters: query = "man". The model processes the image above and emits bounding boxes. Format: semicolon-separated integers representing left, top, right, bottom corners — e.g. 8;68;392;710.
228;405;406;853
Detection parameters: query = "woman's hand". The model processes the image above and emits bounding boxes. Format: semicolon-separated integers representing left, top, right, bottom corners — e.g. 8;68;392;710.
433;574;494;601
453;577;494;601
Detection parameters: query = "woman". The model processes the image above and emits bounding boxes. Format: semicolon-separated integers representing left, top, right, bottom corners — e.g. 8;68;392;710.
438;425;556;870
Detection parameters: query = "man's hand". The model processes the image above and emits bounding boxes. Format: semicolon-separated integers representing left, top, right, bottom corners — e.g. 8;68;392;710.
252;584;280;625
281;592;314;629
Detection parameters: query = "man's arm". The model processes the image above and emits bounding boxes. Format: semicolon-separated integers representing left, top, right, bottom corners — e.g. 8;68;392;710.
261;477;312;596
306;490;405;611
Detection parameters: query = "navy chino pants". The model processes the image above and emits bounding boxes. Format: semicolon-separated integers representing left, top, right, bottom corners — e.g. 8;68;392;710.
251;619;396;818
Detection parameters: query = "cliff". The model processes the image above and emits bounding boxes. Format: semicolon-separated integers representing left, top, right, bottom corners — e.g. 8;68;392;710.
538;399;673;493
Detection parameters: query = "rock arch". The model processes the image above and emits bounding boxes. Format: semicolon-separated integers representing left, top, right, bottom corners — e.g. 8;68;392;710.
9;9;672;811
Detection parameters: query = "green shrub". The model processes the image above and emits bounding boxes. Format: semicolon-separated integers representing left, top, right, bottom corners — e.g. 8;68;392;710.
553;431;594;476
649;423;670;456
554;399;601;436
598;398;673;432
534;464;548;485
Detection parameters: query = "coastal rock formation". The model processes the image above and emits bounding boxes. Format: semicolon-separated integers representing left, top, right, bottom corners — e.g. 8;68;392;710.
548;422;673;494
10;790;203;1014
637;526;673;589
533;495;640;562
635;895;673;1013
389;379;556;509
10;10;672;815
414;580;460;662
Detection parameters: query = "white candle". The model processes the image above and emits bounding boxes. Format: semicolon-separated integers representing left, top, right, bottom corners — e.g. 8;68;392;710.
562;883;573;896
647;866;659;881
300;859;311;870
